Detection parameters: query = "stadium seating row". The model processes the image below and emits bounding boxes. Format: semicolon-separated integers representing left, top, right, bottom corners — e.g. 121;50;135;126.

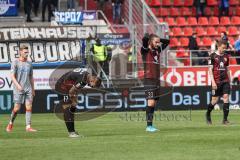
169;26;240;37
151;7;240;17
169;36;236;47
147;0;239;7
159;16;240;26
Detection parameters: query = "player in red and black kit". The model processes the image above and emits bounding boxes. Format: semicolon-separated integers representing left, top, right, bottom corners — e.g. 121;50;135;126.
141;33;169;132
206;40;231;125
55;68;101;137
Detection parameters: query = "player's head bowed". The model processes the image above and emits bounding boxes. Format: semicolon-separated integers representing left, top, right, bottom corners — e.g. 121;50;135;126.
88;75;102;88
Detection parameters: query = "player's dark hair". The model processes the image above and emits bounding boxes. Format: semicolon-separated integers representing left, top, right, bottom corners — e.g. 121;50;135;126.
149;34;159;42
221;31;227;36
218;40;227;46
95;77;102;87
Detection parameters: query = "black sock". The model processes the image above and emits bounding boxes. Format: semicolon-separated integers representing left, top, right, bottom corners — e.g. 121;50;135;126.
207;103;214;116
9;110;18;124
64;106;76;132
146;106;155;126
223;103;230;121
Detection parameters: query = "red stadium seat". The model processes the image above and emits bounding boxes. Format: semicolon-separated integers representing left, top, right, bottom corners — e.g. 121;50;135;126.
181;7;192;16
158;17;164;23
201;37;212;47
228;7;234;16
183;27;193;36
170;8;180;16
176;48;190;66
236;7;240;16
228;26;239;36
196;37;201;46
169;38;180;47
184;0;193;7
213;7;219;16
228;37;235;45
176;17;187;26
149;0;161;7
220;17;231;25
209;17;219;26
229;0;239;6
207;0;218;6
187;17;198;26
162;0;172;6
198;17;209;26
171;27;183;36
159;8;169;17
180;38;189;47
165;17;176;26
217;26;227;34
206;27;218;36
173;0;184;6
204;7;212;16
151;8;159;16
191;7;197;16
196;27;206;36
231;16;240;25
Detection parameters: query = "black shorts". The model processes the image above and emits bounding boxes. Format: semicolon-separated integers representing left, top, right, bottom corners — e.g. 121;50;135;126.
144;79;160;100
212;82;230;97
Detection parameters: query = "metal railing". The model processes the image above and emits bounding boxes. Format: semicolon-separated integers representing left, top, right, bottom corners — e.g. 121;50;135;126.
167;49;240;67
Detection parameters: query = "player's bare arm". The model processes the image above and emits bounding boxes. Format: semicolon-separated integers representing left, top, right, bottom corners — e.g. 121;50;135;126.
69;85;78;98
208;65;217;90
30;75;35;97
10;73;23;92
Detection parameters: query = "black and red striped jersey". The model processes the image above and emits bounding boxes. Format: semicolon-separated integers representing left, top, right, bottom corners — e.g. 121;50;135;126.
55;68;89;94
208;52;230;84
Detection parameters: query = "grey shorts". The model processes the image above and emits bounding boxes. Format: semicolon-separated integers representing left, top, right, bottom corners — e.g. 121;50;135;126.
13;91;33;104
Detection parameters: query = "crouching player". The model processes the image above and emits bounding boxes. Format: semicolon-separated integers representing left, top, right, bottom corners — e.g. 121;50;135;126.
55;68;101;137
206;40;231;125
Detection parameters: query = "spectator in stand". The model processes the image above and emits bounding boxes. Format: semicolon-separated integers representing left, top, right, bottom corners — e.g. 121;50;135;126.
42;0;58;22
96;0;108;13
112;0;124;24
32;0;40;17
194;0;206;19
234;35;240;64
188;32;199;65
91;38;108;77
198;47;209;65
42;0;52;22
221;31;234;51
24;0;33;22
67;0;75;11
219;0;229;16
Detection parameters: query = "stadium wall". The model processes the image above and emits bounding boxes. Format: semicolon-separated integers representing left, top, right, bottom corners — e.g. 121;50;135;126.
1;86;240;114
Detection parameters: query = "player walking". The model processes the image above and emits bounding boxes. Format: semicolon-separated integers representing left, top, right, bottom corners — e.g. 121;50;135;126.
6;45;37;132
141;33;169;132
206;40;231;125
55;68;101;138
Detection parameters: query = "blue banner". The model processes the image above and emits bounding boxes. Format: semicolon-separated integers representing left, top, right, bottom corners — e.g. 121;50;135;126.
54;11;97;24
0;0;18;16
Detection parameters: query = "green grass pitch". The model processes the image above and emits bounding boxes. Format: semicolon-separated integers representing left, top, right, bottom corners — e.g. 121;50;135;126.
0;110;240;160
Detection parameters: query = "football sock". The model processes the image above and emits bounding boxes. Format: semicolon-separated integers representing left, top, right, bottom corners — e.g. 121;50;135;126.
25;109;32;126
223;103;230;121
64;106;76;132
146;106;155;126
206;103;214;116
9;110;18;124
